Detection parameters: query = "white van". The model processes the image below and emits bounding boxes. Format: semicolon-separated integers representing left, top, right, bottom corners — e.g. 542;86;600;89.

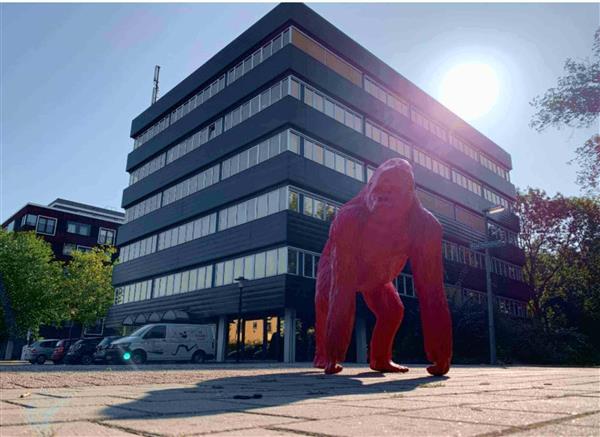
109;323;215;364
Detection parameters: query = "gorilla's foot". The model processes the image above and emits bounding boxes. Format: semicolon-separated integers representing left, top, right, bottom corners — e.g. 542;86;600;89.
313;357;326;369
324;362;343;374
370;360;409;373
427;362;450;376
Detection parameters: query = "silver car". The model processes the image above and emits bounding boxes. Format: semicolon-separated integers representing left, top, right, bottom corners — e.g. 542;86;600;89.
21;339;59;364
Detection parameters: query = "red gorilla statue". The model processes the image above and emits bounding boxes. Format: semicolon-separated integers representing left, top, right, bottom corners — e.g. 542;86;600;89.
314;158;452;376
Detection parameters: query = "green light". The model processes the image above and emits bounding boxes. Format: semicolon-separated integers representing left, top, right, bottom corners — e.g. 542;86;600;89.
122;352;131;361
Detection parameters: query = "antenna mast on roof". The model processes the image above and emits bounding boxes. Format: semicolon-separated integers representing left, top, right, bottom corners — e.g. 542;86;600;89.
151;65;160;105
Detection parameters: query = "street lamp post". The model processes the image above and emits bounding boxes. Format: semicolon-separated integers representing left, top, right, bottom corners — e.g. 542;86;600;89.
234;276;246;363
470;205;505;366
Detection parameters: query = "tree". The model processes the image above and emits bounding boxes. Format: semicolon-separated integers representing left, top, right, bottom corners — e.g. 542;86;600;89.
516;188;600;362
62;247;116;329
0;230;65;338
530;28;600;196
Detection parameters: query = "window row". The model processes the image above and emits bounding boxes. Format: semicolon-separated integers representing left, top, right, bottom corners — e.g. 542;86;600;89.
299;131;365;182
162;164;220;207
365;120;412;159
411;109;448;143
222;130;297;180
166;119;223;165
218;187;288;232
442;240;485;269
227;28;291;85
225;77;291;131
295;189;341;222
154;265;213;299
449;135;479;161
133;115;170;150
414;148;451;180
158;213;217;252
491;258;524;281
132;28;294;151
20;213;116;245
120;235;157;263
498;296;527;318
483;188;510;210
124;192;162;223
487;222;519;247
452;170;482;197
299;79;363;134
364;76;410;117
479;153;510;181
214;247;289;286
114;279;153;305
62;244;92;257
129;152;166;185
170;75;226;126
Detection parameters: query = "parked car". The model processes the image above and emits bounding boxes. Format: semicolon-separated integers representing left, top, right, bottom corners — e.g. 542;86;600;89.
93;336;121;363
21;339;59;364
51;339;76;364
64;338;102;365
107;324;215;364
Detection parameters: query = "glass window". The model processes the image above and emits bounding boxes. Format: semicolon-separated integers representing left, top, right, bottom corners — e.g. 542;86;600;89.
289;190;299;212
269;136;279;158
247;198;257;221
304;254;314;278
224;260;234;285
290;79;300;99
266;249;278;277
215;262;224;287
324;149;335;169
271;83;281;103
335;154;345;173
268;190;279;215
227;206;237;228
249;145;259;167
244;255;255;280
313;144;324;164
304;140;314;160
259;140;269;162
144;325;166;340
234;258;244;280
289;132;300;153
181;271;190;293
239;150;249;172
314;200;325;220
277;247;288;274
189;268;198;291
255;252;266;279
261;90;270;110
237;202;248;225
36;216;57;235
303;196;313;216
288;248;299;274
67;221;91;236
98;228;116;245
257;194;268;218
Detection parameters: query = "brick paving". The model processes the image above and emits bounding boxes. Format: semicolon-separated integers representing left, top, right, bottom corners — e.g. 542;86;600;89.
0;362;598;436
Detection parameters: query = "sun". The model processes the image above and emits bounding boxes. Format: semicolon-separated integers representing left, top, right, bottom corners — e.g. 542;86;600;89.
440;63;499;121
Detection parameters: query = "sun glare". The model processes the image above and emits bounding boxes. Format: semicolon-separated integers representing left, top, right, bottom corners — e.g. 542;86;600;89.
440;63;499;121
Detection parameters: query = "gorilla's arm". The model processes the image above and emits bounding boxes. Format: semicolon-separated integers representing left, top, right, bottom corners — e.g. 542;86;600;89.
410;211;453;376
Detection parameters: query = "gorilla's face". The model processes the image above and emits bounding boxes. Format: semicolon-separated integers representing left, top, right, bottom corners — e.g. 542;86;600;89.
366;158;415;217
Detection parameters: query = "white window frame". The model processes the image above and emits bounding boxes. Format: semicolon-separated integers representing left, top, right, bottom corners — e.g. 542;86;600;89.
36;215;57;236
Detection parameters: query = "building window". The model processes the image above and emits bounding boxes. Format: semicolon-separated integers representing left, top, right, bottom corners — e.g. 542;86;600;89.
67;221;91;236
6;221;15;232
63;243;76;256
76;245;92;253
36;216;57;235
98;228;116;245
20;214;38;227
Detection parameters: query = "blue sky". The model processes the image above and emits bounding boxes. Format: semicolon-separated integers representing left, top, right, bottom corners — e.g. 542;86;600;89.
2;3;598;222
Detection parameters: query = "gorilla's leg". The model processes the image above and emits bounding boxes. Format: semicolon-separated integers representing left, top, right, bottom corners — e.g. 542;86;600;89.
363;282;408;373
313;266;330;369
324;286;356;374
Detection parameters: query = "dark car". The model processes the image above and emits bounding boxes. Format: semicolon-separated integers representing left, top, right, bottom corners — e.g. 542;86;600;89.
51;339;76;364
64;338;102;365
93;336;121;363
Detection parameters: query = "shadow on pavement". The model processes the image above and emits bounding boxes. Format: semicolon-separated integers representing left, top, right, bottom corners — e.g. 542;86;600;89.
102;369;447;420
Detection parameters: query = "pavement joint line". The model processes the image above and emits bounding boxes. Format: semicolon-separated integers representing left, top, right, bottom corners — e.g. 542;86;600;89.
35;392;69;399
2;399;36;409
473;409;600;437
389;409;526;429
266;425;339;437
236;410;320;421
93;419;166;437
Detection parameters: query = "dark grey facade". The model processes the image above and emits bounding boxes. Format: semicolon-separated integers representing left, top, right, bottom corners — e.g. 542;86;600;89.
106;3;530;362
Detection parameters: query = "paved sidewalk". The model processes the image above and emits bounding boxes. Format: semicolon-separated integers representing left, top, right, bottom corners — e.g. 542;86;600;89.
1;363;598;436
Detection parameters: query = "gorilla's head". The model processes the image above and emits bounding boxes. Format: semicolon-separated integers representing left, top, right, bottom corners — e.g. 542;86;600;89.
365;158;416;217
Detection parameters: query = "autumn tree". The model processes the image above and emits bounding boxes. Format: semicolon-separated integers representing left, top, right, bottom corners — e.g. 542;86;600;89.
62;246;116;329
0;230;65;338
515;188;600;361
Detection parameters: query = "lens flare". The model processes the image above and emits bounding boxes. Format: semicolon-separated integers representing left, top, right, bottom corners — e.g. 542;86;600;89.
122;351;131;361
440;63;499;121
